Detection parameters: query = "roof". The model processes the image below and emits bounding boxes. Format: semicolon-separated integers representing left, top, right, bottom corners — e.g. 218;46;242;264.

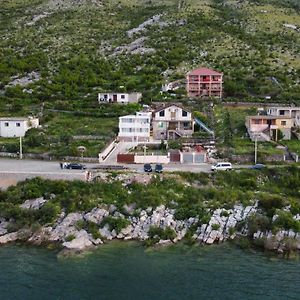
188;67;222;76
0;117;29;121
247;115;292;120
268;106;300;111
154;103;191;114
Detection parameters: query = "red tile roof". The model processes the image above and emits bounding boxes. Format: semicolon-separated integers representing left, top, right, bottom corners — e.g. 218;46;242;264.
188;67;222;76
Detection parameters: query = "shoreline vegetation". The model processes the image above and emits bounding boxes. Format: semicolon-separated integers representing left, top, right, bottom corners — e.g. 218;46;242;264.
0;167;300;258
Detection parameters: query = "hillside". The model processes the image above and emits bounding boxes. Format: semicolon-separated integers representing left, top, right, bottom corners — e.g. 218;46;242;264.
1;0;300;107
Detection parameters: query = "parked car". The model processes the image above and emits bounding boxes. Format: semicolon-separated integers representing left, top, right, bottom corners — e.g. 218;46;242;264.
65;163;86;170
249;163;265;170
144;164;152;172
155;164;163;173
211;162;232;171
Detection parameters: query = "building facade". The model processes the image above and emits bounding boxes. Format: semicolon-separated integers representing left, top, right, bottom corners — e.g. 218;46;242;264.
186;67;223;98
267;106;300;127
118;112;151;142
98;92;142;104
0;117;39;137
245;115;293;141
152;104;194;140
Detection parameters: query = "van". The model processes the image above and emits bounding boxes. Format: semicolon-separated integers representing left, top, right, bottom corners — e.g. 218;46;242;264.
211;162;232;171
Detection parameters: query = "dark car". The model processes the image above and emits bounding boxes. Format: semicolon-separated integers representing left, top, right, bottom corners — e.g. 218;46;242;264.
144;164;152;172
249;163;265;170
155;164;163;173
66;163;86;170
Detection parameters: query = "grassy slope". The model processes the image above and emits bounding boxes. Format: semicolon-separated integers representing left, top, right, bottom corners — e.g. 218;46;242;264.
0;0;299;102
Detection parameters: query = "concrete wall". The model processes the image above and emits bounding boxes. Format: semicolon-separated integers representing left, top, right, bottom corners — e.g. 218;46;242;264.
0;118;39;137
98;139;118;162
134;155;170;164
181;152;206;163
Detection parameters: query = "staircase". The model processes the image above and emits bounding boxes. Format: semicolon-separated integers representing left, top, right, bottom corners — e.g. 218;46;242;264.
194;118;214;136
167;130;182;140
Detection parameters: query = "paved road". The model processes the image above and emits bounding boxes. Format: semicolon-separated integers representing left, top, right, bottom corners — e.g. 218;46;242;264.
0;158;251;189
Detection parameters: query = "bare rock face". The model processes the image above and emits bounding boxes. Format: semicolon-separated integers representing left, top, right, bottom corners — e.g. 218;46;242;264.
20;197;47;210
0;220;9;236
84;208;109;224
99;224;113;240
28;227;53;245
49;213;83;241
62;230;95;250
0;232;19;244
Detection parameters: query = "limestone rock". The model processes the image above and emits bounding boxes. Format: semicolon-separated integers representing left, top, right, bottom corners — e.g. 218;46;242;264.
20;197;47;210
0;232;19;244
63;230;94;250
84;208;108;224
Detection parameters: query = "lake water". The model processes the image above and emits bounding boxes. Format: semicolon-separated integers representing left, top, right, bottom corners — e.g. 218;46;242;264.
0;242;300;300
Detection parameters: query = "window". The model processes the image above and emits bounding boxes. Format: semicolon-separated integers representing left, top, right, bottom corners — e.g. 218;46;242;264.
122;118;133;123
4;122;9;127
279;110;285;116
158;122;164;128
104;94;108;99
159;110;165;117
253;119;260;124
121;95;125;99
182;110;188;117
281;121;286;126
183;122;190;128
16;123;20;127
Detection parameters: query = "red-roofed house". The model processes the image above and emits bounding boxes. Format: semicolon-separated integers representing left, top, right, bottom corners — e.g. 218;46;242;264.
186;67;223;98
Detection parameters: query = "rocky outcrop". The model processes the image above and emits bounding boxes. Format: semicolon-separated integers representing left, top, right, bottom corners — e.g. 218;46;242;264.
2;199;300;255
62;230;102;250
0;232;19;244
84;207;109;224
20;197;47;210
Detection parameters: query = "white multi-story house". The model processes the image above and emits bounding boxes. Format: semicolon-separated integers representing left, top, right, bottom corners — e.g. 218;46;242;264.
152;104;194;140
118;112;151;142
98;92;142;104
0;117;39;137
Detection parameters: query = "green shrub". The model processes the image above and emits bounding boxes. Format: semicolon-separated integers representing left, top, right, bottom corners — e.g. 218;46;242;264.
65;234;76;242
148;226;176;241
211;223;220;230
246;214;271;237
273;211;300;232
101;216;130;234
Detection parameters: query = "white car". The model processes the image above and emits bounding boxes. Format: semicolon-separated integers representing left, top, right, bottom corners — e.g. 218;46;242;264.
211;162;232;171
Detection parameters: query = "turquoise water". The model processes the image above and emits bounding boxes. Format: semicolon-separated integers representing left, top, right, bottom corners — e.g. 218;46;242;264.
0;242;300;300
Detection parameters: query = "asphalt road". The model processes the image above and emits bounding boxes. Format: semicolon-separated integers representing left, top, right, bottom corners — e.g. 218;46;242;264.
0;158;250;189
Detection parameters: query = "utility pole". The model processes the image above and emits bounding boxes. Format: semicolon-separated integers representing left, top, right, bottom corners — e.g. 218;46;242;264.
19;136;23;160
254;135;258;164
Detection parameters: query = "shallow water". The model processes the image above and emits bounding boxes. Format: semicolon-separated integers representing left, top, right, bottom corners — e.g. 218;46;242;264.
0;242;299;300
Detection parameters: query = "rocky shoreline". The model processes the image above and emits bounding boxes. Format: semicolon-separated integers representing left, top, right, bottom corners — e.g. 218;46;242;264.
1;196;300;256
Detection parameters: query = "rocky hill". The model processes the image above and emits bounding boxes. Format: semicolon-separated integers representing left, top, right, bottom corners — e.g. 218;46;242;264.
0;0;300;105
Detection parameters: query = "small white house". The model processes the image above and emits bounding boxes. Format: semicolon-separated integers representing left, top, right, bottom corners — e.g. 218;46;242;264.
0;117;39;137
98;92;142;104
118;112;151;142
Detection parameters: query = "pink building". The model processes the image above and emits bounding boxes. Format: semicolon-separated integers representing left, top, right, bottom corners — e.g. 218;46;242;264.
186;67;223;98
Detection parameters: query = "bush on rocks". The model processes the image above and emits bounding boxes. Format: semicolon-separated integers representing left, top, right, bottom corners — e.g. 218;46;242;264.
100;216;130;234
